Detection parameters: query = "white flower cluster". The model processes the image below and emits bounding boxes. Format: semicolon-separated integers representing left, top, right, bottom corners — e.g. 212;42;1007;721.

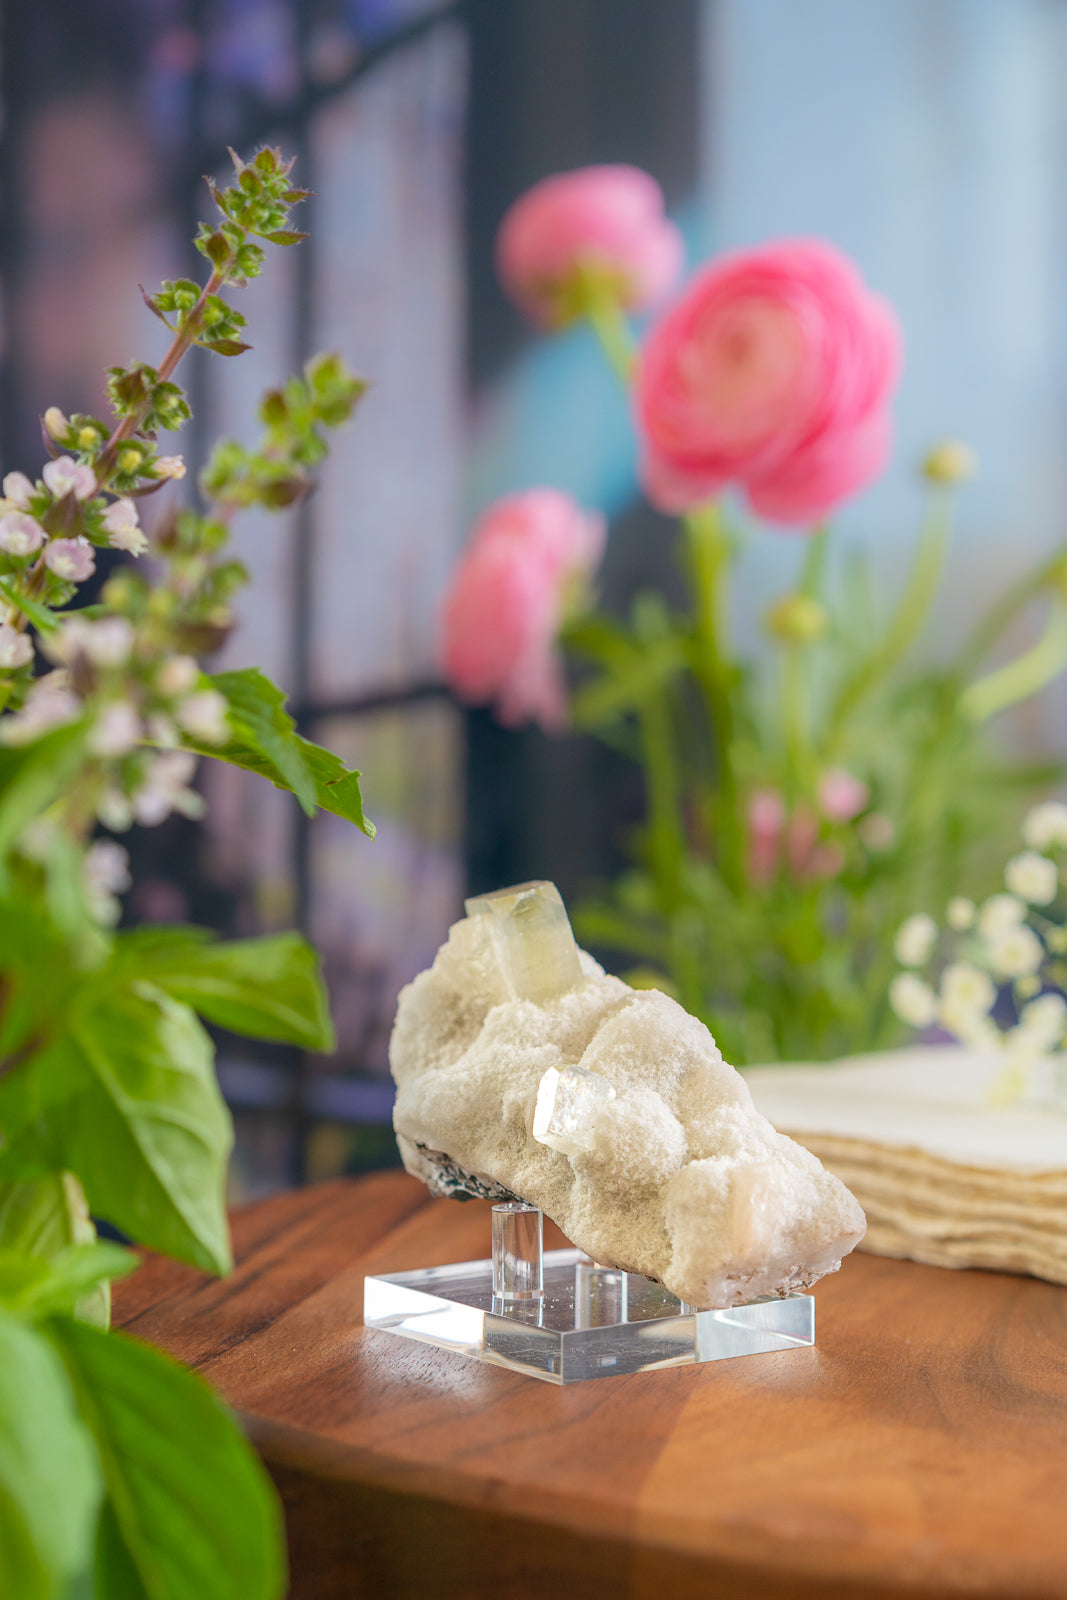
888;802;1067;1088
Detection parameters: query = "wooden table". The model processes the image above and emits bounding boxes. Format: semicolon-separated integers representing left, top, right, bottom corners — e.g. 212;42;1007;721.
114;1170;1067;1600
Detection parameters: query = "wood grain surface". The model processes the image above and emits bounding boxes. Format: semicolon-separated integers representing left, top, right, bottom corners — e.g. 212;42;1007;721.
113;1170;1067;1600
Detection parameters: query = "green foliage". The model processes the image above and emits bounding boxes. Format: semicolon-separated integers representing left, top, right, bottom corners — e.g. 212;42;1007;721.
193;667;374;834
50;1318;286;1600
0;1311;101;1600
0;144;373;1598
568;497;1067;1064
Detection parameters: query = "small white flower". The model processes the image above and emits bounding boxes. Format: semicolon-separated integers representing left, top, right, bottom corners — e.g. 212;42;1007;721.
2;472;35;509
889;972;937;1029
42;456;96;502
941;961;996;1014
84;839;131;898
44;537;95;582
152;455;186;480
155;655;200;698
1016;991;1067;1050
946;896;976;931
0;512;44;556
43;407;69;441
894;913;938;968
1005;850;1058;906
146;713;179;748
1022;801;1067;852
48;615;133;670
0;624;33;670
102;497;148;557
175;689;229;745
987;923;1044;981
96;789;133;832
88;701;142;758
978;893;1026;939
0;672;82;745
939;997;1002;1051
133;750;203;826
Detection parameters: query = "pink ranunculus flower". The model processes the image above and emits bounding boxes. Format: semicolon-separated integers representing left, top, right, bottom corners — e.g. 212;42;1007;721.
442;489;605;732
636;239;901;527
496;166;684;328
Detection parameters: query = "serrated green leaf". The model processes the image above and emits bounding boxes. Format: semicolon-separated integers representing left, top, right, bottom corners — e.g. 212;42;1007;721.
0;1310;101;1600
113;929;334;1051
205;668;317;815
50;1318;286;1600
190;667;374;833
0;579;59;636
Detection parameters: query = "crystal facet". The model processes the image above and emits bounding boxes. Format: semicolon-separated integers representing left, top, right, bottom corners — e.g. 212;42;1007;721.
465;879;583;1003
532;1064;617;1157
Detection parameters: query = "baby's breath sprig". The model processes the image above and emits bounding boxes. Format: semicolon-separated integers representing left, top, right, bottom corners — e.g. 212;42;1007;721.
889;800;1067;1104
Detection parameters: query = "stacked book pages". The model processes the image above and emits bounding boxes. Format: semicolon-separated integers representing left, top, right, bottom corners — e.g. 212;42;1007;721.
746;1047;1067;1286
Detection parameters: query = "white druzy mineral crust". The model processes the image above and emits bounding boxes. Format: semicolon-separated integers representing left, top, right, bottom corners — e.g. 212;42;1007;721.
390;881;866;1309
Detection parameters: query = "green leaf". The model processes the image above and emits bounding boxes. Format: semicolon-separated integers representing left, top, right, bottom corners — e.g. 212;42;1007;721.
262;229;309;246
0;579;59;637
0;1173;113;1327
191;667;374;834
0;1242;134;1318
50;1318;286;1600
0;985;233;1274
0;1309;101;1600
0;720;88;873
114;929;335;1052
201;339;252;357
204;667;317;814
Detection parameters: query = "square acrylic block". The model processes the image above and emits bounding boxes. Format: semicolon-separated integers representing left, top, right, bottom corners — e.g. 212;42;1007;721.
363;1248;815;1385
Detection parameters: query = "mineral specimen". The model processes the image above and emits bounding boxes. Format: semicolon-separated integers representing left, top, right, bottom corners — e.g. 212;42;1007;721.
390;880;865;1308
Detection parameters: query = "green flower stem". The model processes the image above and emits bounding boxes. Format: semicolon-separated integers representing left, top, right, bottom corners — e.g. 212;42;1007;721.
580;286;638;385
960;596;1067;723
780;645;812;797
956;543;1067;680
799;524;829;597
684;503;742;886
637;695;685;911
10;265;229;636
825;484;954;755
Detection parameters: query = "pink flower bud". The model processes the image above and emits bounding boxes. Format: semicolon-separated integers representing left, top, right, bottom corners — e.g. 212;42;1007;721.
0;624;33;670
152;455;186;480
44;537;95;582
2;472;35;509
818;768;870;823
0;512;44;557
496;166;684;327
636;238;901;526
88;701;142;757
43;456;96;502
747;788;785;886
442;489;605;732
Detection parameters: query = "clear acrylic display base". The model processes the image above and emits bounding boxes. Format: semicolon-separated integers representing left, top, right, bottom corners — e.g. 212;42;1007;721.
364;1203;815;1384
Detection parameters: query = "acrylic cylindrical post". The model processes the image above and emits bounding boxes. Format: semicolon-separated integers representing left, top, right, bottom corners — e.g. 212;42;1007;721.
492;1203;543;1299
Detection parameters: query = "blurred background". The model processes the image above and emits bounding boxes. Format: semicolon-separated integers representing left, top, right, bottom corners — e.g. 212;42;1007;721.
4;0;1067;1195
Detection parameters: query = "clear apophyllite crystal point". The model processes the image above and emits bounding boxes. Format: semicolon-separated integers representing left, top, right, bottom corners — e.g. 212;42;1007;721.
532;1064;617;1158
465;879;583;1004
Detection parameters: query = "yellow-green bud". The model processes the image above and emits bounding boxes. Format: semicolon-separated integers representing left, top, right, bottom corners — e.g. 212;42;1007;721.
118;448;142;475
766;593;828;645
77;425;100;450
922;440;977;485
